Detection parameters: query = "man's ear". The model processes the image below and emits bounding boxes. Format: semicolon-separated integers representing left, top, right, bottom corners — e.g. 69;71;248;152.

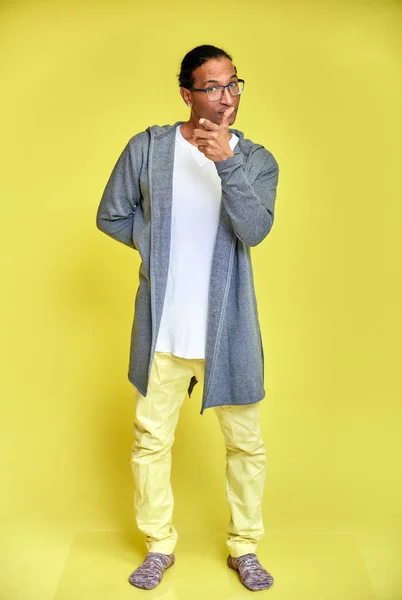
180;87;191;107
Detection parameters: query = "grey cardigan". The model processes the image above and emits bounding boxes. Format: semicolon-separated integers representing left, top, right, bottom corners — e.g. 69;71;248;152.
96;122;279;414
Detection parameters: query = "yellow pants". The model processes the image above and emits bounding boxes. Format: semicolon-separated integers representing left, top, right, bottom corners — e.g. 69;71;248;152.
130;351;266;557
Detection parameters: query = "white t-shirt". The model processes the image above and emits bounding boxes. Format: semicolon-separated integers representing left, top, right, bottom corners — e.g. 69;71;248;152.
155;124;239;359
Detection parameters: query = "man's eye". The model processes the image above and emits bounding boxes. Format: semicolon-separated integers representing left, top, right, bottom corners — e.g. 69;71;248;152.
206;86;218;93
228;81;238;88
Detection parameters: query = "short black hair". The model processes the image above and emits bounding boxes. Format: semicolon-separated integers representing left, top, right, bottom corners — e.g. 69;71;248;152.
178;44;233;89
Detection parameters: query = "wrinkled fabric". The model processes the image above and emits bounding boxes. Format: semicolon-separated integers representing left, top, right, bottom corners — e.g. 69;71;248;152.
131;352;266;556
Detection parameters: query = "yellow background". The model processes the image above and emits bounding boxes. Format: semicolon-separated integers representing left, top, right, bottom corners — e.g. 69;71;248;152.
1;0;401;598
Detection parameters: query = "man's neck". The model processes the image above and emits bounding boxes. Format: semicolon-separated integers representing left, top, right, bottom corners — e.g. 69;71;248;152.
179;119;199;146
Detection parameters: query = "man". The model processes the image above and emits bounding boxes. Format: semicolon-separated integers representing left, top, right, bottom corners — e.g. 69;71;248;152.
96;45;279;592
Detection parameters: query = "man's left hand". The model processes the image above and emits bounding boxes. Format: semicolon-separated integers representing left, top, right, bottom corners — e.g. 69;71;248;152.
192;107;235;162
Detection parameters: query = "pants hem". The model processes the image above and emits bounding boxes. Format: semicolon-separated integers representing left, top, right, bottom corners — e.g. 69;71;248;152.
147;542;177;555
227;543;258;558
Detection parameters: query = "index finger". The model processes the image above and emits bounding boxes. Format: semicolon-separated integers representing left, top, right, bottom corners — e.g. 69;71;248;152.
220;106;235;129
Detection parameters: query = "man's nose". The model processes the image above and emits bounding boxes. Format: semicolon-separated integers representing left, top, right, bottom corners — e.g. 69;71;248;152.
220;86;234;105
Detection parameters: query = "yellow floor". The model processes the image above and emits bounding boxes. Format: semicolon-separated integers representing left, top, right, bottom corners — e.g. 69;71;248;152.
4;527;402;600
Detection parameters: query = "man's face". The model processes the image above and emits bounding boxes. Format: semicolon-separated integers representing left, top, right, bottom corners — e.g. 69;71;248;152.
188;57;241;126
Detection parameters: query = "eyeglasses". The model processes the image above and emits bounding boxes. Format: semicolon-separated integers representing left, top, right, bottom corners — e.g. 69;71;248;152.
189;79;245;102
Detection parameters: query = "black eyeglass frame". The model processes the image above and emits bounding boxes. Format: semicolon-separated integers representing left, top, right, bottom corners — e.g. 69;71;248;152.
189;79;245;101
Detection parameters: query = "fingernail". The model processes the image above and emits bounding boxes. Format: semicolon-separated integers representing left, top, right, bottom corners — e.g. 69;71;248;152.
199;118;204;124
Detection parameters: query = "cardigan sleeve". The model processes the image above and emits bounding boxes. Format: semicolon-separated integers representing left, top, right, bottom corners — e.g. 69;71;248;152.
215;149;279;246
96;139;141;250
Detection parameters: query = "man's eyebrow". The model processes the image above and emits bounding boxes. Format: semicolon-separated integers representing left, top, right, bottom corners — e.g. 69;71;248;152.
202;73;237;86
